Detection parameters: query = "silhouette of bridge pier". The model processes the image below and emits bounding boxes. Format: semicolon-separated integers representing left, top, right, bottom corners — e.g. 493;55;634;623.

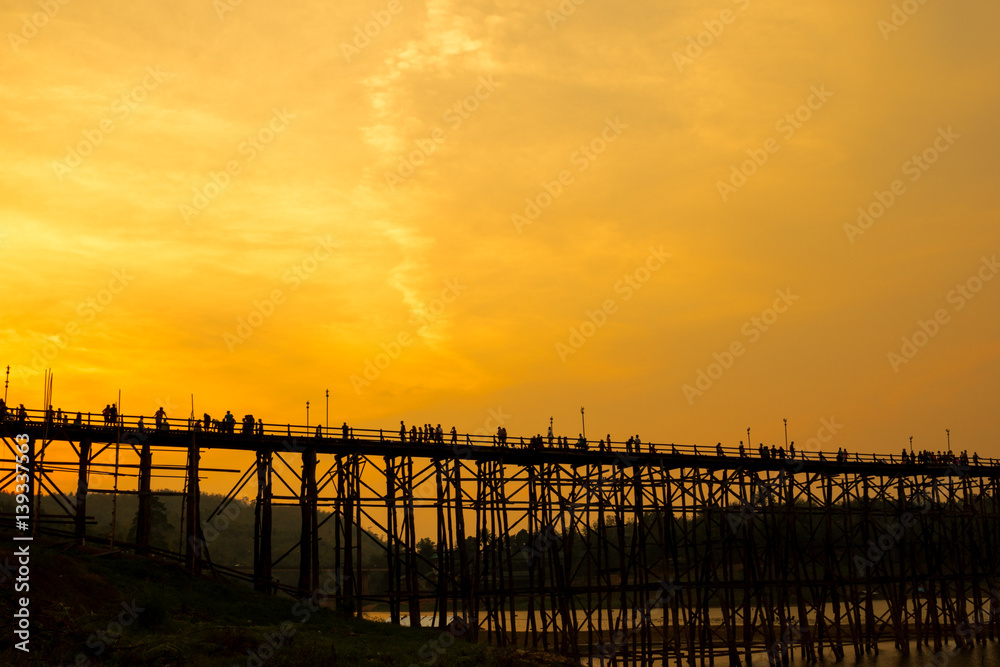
3;407;1000;666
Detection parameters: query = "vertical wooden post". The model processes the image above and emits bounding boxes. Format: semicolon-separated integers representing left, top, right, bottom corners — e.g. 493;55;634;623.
385;456;399;624
253;449;273;593
342;454;355;614
298;446;318;595
75;439;90;544
136;441;152;555
185;439;202;573
405;457;421;627
434;459;448;629
453;458;473;639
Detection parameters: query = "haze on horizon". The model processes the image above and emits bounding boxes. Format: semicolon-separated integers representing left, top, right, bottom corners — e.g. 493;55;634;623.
2;0;999;493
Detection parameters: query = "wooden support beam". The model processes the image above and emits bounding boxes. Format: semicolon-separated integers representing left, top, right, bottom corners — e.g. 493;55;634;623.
135;441;152;555
75;438;90;544
185;438;202;573
253;449;273;593
297;446;318;595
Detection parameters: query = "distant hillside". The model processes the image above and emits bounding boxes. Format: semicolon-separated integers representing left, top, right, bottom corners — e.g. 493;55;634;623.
0;536;576;666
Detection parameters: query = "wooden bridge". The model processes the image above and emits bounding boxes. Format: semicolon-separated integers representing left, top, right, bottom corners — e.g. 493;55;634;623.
3;406;1000;666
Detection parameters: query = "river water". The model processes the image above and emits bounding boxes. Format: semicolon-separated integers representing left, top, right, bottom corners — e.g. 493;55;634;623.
365;605;1000;667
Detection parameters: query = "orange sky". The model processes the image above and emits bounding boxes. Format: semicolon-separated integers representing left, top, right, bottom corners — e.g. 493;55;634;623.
3;0;999;494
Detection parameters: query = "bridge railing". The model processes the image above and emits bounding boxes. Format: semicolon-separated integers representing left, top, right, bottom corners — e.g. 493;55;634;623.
2;406;991;466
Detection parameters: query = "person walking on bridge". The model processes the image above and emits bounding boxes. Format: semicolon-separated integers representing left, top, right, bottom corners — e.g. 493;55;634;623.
342;422;350;440
400;421;406;442
155;406;167;430
450;426;457;444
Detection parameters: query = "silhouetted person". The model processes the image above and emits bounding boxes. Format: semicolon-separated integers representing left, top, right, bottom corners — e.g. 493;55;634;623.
203;413;211;432
547;425;554;447
17;404;26;426
716;442;724;457
789;442;795;459
102;404;111;425
73;412;82;426
155;407;167;430
0;398;6;421
110;403;118;426
739;441;745;458
223;410;235;434
450;426;457;444
138;416;146;432
400;421;406;442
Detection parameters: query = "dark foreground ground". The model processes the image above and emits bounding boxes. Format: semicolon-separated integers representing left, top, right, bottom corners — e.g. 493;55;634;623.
0;535;575;667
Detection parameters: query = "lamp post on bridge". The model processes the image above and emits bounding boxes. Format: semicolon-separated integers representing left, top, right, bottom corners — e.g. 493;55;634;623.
910;435;913;454
783;419;788;448
946;429;951;451
580;407;586;440
306;401;310;429
4;365;8;404
325;389;329;437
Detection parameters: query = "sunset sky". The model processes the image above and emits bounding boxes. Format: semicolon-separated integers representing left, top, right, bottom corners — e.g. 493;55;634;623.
3;0;999;493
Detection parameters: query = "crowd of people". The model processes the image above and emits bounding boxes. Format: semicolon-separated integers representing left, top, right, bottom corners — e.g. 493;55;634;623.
0;399;989;467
